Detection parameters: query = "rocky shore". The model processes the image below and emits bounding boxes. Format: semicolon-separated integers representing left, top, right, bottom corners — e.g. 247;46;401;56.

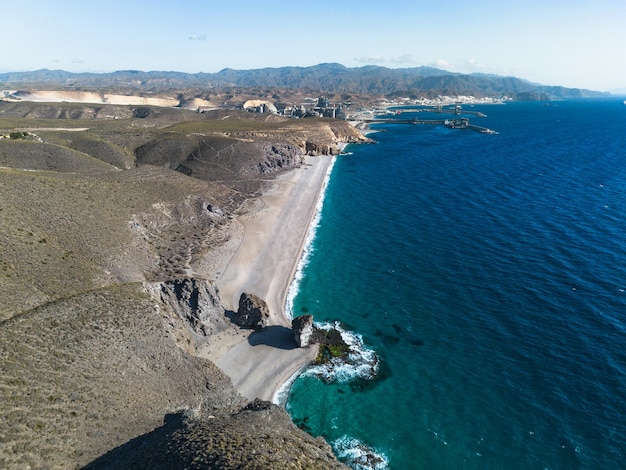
0;100;370;468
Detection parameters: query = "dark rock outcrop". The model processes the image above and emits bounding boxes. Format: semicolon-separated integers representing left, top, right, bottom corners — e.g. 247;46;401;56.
292;314;315;347
152;278;228;336
257;142;303;174
233;292;269;329
305;141;337;156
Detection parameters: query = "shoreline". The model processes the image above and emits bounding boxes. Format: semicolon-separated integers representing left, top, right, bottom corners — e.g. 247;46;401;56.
284;155;337;322
205;154;335;402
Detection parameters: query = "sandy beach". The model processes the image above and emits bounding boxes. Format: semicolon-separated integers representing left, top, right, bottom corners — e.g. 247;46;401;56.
205;154;334;402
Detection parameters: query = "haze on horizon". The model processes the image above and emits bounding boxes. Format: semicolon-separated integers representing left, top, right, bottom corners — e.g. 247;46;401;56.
2;0;625;93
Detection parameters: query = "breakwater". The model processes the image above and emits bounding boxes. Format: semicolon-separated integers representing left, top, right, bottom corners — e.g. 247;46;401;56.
357;116;497;134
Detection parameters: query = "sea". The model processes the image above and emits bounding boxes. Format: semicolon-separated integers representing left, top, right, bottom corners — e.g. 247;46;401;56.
283;98;626;469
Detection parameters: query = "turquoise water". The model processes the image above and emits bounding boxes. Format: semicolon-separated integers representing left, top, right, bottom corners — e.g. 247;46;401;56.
286;99;626;469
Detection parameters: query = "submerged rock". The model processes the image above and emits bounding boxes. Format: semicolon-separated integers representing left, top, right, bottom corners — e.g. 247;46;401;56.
233;292;269;330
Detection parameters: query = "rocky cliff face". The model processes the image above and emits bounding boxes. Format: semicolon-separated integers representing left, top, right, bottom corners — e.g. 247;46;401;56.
134;132;307;181
84;400;347;469
301;119;373;156
0;284;244;469
0;282;347;469
146;278;229;336
305;141;337;155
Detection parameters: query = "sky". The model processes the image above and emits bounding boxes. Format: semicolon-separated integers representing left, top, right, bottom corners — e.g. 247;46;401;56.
1;0;625;92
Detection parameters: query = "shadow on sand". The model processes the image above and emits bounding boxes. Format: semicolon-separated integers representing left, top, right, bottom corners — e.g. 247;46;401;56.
224;309;237;324
248;325;298;350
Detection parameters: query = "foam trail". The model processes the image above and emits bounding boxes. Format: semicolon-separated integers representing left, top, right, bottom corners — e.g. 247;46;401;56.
333;435;389;470
273;366;304;406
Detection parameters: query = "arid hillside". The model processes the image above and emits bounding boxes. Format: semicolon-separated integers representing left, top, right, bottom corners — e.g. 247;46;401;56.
0;100;365;468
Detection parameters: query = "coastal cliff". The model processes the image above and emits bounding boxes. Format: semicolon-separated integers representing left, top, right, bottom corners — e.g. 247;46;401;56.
0;101;357;468
0;281;346;469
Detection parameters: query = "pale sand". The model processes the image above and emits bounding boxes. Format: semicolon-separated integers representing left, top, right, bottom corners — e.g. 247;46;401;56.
205;155;334;402
2;90;182;107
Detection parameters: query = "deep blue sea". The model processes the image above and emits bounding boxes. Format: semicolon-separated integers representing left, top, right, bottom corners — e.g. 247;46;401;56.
285;99;626;469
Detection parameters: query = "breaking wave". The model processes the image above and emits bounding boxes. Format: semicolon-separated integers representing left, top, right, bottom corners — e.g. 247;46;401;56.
285;156;337;321
333;435;389;470
302;322;379;383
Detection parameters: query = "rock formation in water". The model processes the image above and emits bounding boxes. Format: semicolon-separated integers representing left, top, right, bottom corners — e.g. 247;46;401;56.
292;314;315;347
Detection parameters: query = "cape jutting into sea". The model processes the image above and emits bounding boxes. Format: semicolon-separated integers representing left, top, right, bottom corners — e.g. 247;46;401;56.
285;98;626;469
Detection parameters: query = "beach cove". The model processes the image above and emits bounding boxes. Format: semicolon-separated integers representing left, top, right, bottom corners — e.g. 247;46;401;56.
202;153;336;402
0;92;375;467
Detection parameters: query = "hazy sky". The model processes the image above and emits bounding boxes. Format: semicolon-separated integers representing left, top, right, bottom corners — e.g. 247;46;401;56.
2;0;624;91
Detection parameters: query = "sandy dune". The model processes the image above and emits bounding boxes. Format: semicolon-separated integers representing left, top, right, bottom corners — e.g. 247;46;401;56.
1;90;209;108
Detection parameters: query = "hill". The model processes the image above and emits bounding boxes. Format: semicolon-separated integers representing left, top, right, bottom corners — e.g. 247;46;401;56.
0;64;608;100
0;101;365;468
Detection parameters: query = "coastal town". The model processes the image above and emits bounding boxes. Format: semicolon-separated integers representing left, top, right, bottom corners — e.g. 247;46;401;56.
240;93;508;119
238;94;503;133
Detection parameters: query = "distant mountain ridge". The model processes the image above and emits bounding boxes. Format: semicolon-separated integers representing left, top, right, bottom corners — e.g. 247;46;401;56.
0;63;608;100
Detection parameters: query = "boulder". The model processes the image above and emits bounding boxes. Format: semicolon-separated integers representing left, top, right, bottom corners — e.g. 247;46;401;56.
305;141;336;155
291;314;314;347
233;293;269;330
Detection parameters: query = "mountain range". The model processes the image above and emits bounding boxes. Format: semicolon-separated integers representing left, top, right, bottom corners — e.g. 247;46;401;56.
0;63;608;100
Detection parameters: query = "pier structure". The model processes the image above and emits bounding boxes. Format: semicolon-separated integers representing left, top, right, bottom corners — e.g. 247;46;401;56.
349;102;497;134
359;117;445;125
355;115;497;134
384;105;487;118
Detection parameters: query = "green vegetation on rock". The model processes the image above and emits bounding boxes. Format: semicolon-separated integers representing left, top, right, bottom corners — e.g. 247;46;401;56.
313;328;351;365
